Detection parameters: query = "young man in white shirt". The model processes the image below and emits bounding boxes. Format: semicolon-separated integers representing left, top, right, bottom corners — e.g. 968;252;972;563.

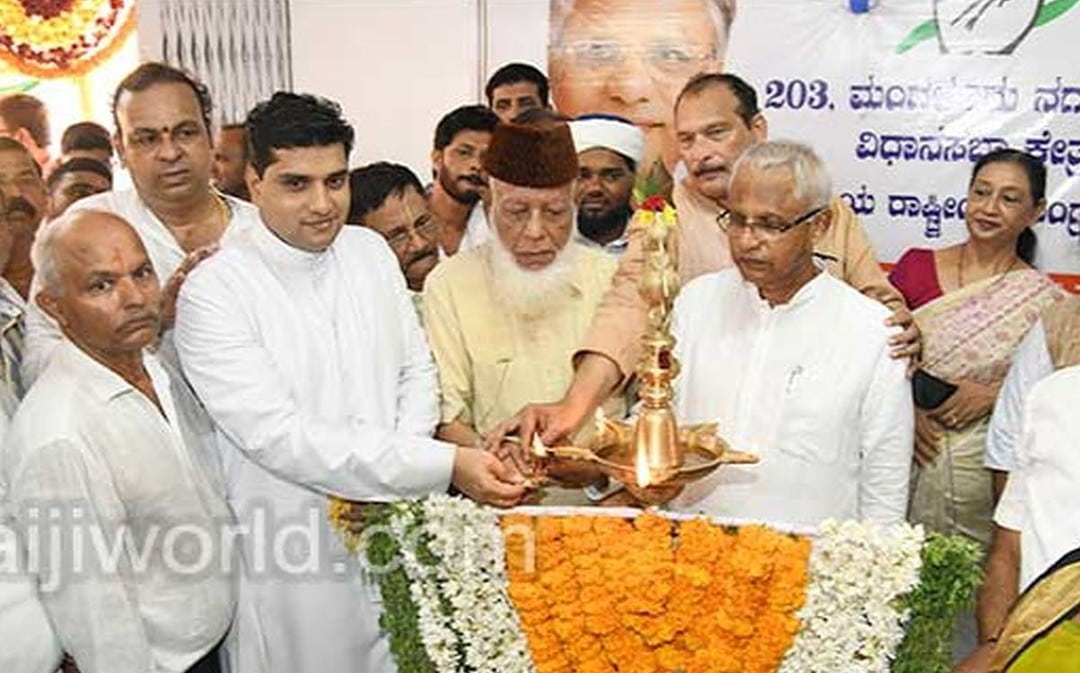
175;92;525;673
4;209;234;673
668;140;913;526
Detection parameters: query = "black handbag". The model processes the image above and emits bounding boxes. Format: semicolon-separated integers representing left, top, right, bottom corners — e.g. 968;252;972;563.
912;369;958;410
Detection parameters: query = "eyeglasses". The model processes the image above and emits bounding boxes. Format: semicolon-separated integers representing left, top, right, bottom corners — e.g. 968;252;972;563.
724;205;828;239
558;41;714;76
384;216;439;250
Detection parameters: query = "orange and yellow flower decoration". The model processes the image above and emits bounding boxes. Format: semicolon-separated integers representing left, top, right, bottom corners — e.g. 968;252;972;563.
0;0;136;78
503;513;812;673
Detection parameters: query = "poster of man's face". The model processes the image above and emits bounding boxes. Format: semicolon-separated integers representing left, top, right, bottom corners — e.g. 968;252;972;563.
548;0;735;177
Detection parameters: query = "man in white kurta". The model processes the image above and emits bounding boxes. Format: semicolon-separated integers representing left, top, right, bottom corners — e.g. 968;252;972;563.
20;63;260;385
992;364;1080;591
669;141;912;527
4;210;234;673
174;92;524;673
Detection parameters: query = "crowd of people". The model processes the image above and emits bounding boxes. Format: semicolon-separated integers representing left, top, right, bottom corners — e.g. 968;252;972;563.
0;43;1076;673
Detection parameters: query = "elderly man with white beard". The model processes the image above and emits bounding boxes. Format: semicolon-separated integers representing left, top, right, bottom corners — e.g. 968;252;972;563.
422;117;623;504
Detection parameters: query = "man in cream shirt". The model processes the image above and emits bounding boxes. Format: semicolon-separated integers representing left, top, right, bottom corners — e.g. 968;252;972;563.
669;141;912;525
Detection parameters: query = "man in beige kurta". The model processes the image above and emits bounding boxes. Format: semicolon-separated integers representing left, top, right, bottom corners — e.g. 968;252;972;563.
498;72;915;446
425;117;626;504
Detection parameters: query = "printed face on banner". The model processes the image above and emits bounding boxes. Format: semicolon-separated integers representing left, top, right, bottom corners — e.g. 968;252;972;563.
548;0;729;177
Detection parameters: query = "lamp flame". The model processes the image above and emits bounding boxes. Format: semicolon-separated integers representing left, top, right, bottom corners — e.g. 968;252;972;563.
531;435;548;458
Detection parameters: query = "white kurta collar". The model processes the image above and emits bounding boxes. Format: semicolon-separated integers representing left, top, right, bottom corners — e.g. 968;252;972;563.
252;220;334;273
738;265;827;312
55;339;151;402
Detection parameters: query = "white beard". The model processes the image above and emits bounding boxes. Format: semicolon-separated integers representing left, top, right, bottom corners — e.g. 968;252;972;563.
488;236;579;320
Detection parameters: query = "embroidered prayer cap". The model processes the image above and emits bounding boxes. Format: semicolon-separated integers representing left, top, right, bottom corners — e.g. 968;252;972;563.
570;114;645;166
483;118;578;188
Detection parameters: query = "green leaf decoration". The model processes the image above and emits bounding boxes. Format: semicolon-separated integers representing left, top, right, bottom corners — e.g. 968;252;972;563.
896;19;939;55
1035;0;1080;26
892;533;984;673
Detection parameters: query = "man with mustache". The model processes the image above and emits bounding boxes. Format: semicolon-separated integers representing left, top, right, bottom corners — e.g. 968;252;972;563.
20;62;260;385
0;191;62;673
669;140;912;524
0;138;48;299
498;72;916;452
423;116;621;503
569;114;644;256
428;104;498;257
348;162;440;304
4;209;234;673
174;93;525;673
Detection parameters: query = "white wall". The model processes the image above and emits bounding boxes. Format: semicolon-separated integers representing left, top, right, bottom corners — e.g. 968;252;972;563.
289;0;549;178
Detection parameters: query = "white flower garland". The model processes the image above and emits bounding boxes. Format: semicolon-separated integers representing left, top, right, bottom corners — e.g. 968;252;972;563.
389;505;461;671
390;495;535;673
779;519;924;673
421;495;535;673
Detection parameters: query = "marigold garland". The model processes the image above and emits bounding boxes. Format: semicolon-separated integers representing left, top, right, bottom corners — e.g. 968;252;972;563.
502;513;812;673
0;0;136;79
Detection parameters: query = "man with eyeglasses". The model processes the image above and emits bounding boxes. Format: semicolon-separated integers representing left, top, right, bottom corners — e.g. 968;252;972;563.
549;0;734;192
348;162;440;308
495;72;915;454
20;62;260;385
667;140;912;524
422;117;622;503
569;114;643;256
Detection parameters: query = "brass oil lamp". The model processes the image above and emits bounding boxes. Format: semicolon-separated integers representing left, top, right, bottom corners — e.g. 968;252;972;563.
535;198;757;505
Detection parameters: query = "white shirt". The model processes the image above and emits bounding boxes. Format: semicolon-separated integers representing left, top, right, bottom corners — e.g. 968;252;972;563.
174;222;455;673
20;188;260;386
984;320;1054;472
0;380;62;673
669;269;913;527
993;365;1080;590
438;201;490;259
2;341;234;673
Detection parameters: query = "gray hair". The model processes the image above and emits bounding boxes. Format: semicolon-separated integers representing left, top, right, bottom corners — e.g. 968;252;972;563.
549;0;737;59
730;140;832;210
30;208;117;296
31;215;66;295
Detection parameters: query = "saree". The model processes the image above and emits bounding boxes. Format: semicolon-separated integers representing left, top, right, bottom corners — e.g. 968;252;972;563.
908;269;1063;547
990;547;1080;672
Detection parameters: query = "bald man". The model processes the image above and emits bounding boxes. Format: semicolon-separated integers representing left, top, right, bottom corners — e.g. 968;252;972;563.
2;210;234;673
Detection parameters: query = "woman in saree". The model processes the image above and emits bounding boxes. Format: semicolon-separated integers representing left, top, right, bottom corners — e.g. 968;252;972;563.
888;148;1064;547
986;547;1080;672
